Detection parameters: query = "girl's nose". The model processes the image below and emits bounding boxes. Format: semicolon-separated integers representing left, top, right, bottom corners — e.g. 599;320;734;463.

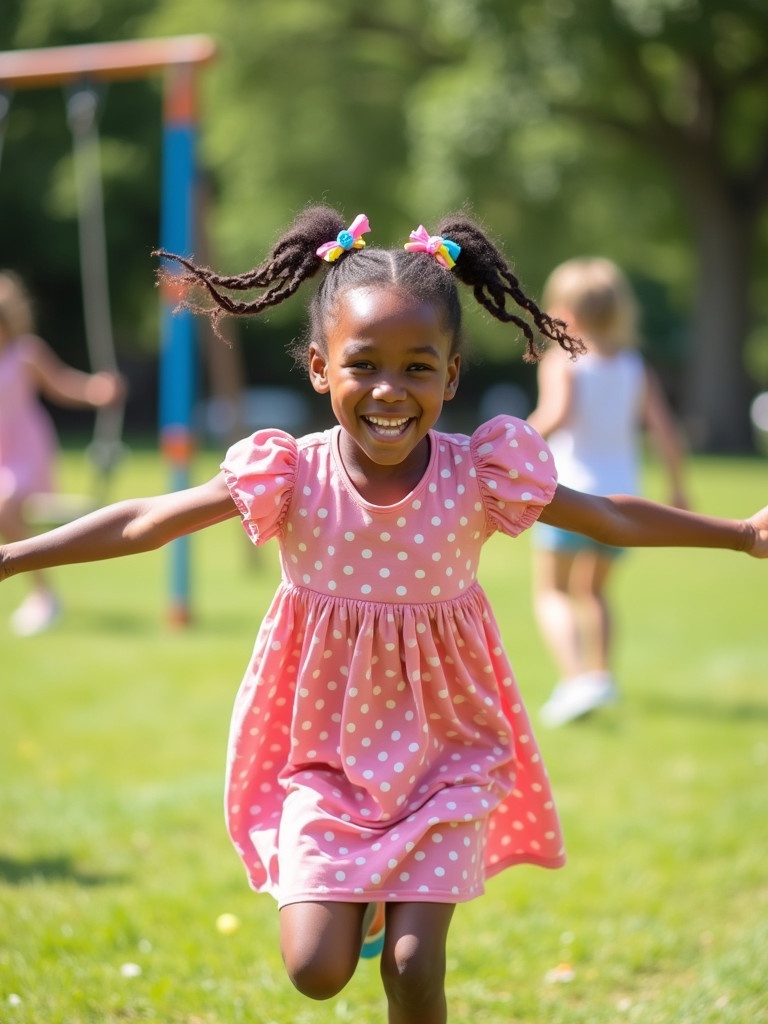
371;377;406;401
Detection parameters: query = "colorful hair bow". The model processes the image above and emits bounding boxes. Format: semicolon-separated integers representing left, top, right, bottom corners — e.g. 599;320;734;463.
404;225;461;269
316;214;371;262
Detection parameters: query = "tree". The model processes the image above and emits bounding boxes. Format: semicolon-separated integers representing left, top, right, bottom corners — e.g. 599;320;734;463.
2;0;766;449
404;0;768;450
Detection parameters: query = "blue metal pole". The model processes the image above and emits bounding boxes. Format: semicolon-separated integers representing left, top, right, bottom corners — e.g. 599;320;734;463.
159;64;197;625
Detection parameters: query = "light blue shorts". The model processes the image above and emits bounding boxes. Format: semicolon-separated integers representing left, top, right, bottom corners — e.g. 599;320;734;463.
532;522;625;559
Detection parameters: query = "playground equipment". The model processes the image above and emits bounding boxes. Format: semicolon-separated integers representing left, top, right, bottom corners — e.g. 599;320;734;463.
0;35;216;624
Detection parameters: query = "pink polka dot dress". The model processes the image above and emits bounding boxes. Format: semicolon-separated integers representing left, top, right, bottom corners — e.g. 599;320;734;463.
221;414;565;908
0;338;57;502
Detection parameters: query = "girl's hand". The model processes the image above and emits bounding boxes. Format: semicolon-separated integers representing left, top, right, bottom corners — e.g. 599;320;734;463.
86;371;127;408
746;505;768;558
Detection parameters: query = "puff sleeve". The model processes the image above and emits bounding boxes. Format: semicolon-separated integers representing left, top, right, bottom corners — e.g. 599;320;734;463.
220;429;298;545
471;415;558;537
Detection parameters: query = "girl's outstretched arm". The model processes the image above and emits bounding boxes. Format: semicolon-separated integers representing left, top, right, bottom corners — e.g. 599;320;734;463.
23;335;125;408
539;484;768;557
0;473;239;582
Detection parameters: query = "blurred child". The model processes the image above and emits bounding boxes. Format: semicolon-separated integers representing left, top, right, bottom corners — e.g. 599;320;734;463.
0;271;124;635
528;257;688;726
1;211;764;1023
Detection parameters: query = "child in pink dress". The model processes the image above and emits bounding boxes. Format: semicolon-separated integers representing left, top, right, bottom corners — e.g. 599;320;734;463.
1;208;765;1024
0;271;124;635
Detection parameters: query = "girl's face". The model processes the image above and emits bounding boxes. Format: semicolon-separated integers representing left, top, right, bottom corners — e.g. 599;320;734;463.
309;285;460;481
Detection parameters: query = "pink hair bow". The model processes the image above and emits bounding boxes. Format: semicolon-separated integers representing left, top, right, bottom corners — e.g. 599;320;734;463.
316;214;371;262
404;225;461;269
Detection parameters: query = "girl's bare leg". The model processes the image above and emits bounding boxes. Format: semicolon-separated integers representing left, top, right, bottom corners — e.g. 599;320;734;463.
570;550;616;674
533;549;582;679
0;496;51;593
380;901;455;1024
279;900;367;1000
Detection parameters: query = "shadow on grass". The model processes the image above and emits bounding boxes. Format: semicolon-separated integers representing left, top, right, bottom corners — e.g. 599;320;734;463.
638;695;768;723
69;611;257;638
0;854;127;887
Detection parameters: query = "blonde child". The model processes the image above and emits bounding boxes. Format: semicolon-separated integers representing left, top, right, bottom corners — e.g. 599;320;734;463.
528;257;688;726
1;210;764;1024
0;271;124;635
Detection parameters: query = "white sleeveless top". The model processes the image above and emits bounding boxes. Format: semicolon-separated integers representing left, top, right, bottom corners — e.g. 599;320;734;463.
546;349;645;496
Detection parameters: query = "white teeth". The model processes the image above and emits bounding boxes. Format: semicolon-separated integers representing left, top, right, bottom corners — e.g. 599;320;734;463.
366;416;409;428
364;415;411;437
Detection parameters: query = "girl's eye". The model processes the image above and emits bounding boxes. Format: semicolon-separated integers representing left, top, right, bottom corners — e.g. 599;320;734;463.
409;363;434;372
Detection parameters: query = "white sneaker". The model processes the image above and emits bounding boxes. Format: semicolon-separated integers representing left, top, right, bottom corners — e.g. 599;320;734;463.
10;591;61;637
539;672;618;727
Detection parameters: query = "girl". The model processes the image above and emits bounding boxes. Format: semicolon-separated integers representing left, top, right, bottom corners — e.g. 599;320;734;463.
0;270;124;636
527;257;688;726
1;208;765;1024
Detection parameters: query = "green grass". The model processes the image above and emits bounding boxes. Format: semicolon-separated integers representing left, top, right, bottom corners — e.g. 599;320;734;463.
1;445;766;1023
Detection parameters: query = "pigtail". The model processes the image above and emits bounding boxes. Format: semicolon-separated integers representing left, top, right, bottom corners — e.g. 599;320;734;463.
154;205;347;337
436;215;584;362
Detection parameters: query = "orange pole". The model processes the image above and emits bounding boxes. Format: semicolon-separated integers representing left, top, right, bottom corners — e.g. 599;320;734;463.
0;35;215;88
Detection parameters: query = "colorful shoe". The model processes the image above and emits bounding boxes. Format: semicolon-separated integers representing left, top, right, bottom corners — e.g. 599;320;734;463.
360;902;386;959
10;591;61;637
539;672;618;728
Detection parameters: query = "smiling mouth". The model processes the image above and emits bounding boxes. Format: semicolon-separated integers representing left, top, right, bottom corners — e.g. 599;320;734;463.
362;415;414;438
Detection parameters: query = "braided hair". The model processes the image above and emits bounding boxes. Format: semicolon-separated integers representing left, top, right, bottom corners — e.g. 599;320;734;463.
155;204;583;363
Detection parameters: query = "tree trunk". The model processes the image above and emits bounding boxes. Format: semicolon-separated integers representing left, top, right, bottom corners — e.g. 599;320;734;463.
683;196;755;451
669;153;756;452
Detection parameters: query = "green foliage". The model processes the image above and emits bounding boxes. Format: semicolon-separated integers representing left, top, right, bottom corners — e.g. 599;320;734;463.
1;0;767;434
1;449;766;1022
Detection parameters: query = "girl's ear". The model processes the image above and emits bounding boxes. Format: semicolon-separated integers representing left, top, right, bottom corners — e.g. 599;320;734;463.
308;343;330;394
443;354;461;401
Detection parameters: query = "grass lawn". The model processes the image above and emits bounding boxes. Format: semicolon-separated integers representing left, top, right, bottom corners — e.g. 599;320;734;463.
1;444;766;1023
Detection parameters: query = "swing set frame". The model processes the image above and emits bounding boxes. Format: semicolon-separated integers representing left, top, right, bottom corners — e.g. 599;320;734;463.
0;35;216;624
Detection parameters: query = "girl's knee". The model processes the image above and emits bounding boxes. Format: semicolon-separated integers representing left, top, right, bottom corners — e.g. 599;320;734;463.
381;935;446;1009
279;900;362;1000
282;948;356;1001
